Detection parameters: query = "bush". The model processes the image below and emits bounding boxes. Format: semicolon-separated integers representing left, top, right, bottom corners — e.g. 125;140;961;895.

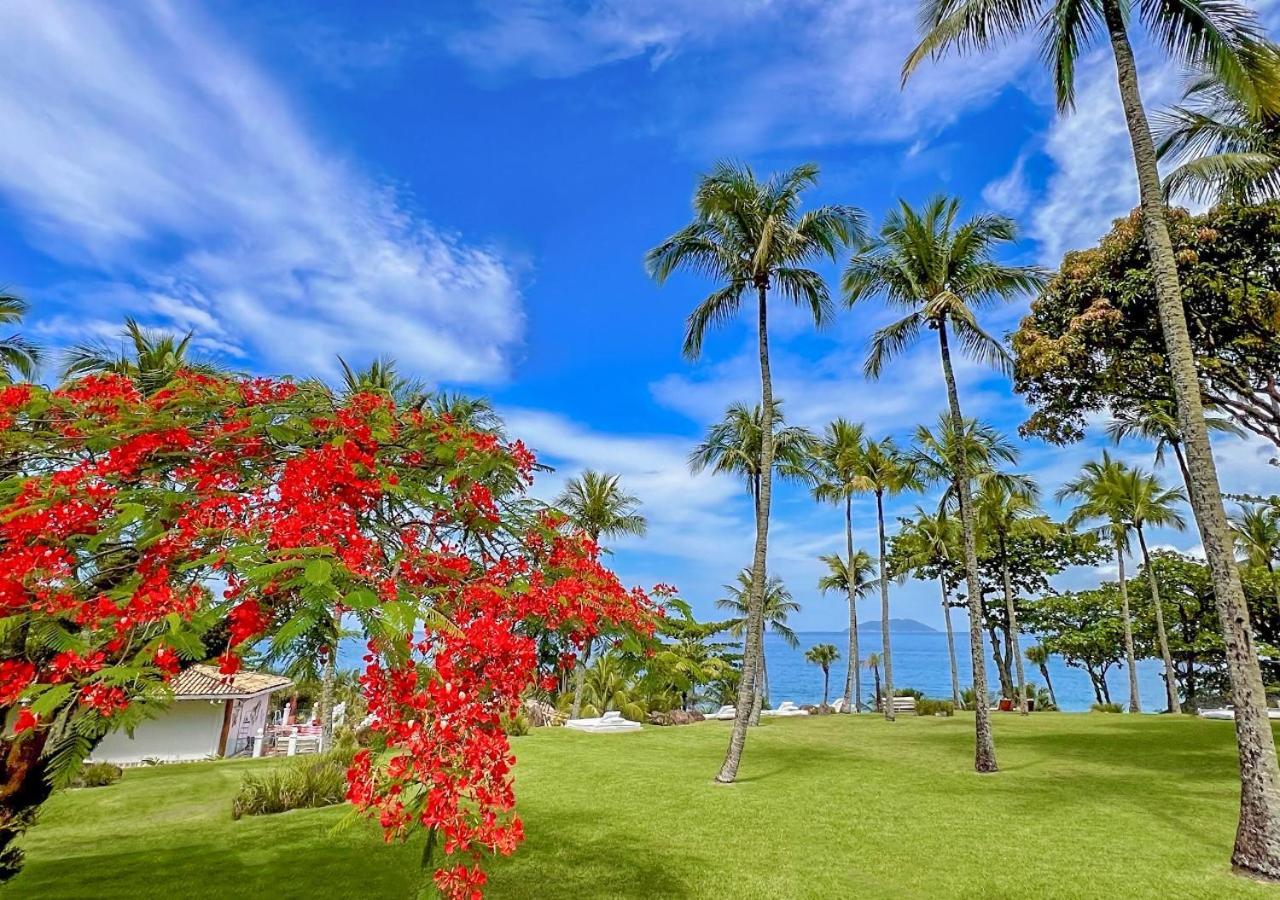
231;749;353;820
917;698;955;717
73;762;122;788
894;687;925;700
1091;702;1123;714
500;712;530;736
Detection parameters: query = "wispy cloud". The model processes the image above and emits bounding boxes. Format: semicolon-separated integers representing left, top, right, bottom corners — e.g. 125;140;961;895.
0;1;523;382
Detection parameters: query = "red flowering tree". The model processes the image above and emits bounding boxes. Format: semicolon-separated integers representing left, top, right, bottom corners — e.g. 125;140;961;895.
0;371;652;896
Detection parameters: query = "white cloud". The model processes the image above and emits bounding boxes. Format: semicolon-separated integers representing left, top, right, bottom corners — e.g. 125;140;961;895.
982;152;1032;216
0;2;523;382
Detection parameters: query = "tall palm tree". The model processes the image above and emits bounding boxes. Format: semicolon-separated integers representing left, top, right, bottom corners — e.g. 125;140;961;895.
1119;467;1187;714
1025;643;1058;711
717;570;801;724
818;549;876;712
865;652;883;712
812;418;871;711
854;437;922;722
974;478;1049;716
805;644;841;708
690;400;817;508
556;471;648;719
1233;505;1280;614
895;508;964;709
1106;398;1243;497
0;292;40;383
1157;45;1280;205
649;162;863;783
336;355;428;407
63;317;222;395
846;197;1044;770
906;3;1280;871
1057;452;1143;713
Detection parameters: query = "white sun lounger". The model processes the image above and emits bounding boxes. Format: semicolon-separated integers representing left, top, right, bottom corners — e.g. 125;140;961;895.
762;700;809;717
1198;707;1280;721
564;710;642;733
706;705;737;720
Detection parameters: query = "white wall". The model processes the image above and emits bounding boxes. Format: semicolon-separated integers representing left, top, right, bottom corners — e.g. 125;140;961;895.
93;699;227;765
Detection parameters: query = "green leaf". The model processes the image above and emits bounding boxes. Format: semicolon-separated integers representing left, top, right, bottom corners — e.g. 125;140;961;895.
343;587;380;610
305;559;333;586
29;683;74;716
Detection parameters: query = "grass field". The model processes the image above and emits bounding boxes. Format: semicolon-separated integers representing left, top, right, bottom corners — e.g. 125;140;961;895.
13;712;1279;899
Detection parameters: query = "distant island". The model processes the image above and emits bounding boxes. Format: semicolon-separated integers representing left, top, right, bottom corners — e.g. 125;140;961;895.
857;618;939;634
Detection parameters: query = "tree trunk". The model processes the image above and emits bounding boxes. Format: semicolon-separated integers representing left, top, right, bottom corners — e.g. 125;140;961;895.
988;624;1014;701
822;668;831;707
1138;527;1181;714
872;664;881;712
1039;662;1058;711
1116;540;1142;713
749;645;766;726
876;491;895;722
569;638;594;720
1088;668;1104;705
999;535;1029;715
844;497;860;713
938;321;997;771
717;284;774;784
1105;2;1280;876
941;578;963;709
0;729;53;883
318;642;337;750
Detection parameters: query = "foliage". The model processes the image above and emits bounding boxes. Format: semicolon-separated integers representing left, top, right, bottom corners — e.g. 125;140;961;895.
0;294;40;385
1023;587;1129;705
71;762;121;789
916;698;955;717
1012;203;1280;450
554;470;647;545
231;749;353;820
1091;703;1124;714
689;400;816;500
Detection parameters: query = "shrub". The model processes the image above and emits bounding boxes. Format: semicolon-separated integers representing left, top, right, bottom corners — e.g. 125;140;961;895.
917;698;955;717
1091;702;1123;713
231;749;353;820
73;762;122;788
500;712;530;736
894;687;925;700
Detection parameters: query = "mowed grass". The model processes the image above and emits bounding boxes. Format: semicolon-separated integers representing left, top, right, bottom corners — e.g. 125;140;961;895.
13;713;1280;899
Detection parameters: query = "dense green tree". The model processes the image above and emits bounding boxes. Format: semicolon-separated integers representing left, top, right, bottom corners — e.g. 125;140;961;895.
1024;587;1129;706
805;644;841;708
649;162;863;782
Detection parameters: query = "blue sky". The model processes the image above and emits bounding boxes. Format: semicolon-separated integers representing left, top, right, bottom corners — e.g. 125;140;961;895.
2;1;1279;631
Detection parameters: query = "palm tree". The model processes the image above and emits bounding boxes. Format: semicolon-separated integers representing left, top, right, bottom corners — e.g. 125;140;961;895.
805;644;841;708
1025;643;1058;711
1120;466;1188;714
896;508;964;709
1233;505;1280;614
818;549;876;712
865;652;883;712
1157;45;1280;205
1057;452;1143;714
717;569;801;725
336;355;426;406
556;471;648;719
690;400;817;507
812;418;870;711
854;437;922;722
974;478;1049;716
63;317;222;395
1106;398;1243;497
906;3;1280;870
0;292;40;383
649;162;863;783
846;196;1044;770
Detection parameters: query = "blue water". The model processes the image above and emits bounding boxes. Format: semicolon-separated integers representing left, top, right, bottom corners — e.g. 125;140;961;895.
765;630;1167;712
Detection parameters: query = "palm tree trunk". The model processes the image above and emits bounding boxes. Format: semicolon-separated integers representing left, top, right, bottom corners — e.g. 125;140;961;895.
570;638;594;720
844;497;860;713
1138;526;1181;714
749;644;766;725
1039;662;1058;710
717;284;774;784
998;536;1029;715
941;578;962;709
876;491;895;722
319;643;337;750
938;321;997;771
872;663;881;711
1116;539;1142;713
1104;1;1280;876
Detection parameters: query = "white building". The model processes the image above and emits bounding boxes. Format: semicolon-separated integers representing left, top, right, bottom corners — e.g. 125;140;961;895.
93;665;292;765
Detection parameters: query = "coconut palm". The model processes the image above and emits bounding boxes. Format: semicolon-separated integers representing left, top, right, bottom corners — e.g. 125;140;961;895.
846;197;1043;769
895;508;965;709
812;418;871;711
336;355;428;406
974;478;1050;716
1157;45;1280;205
1233;505;1280;614
1106;398;1243;496
865;652;883;712
1056;452;1143;713
717;570;801;725
690;400;817;508
648;162;863;783
854;437;922;722
805;644;841;708
906;2;1280;868
1025;643;1058;711
557;471;648;719
818;549;876;712
62;317;222;395
0;292;40;383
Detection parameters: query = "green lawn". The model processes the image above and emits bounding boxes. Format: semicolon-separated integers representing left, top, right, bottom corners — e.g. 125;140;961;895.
13;713;1279;899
